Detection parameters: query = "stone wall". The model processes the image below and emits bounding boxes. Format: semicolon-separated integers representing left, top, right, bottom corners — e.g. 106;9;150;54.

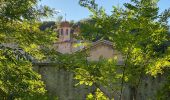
33;64;167;100
34;64;95;100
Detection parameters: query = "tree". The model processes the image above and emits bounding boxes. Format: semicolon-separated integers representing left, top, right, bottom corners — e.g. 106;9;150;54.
39;21;56;31
0;0;56;99
77;0;170;99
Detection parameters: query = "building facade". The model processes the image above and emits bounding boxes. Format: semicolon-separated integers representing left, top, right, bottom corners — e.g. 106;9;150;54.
54;21;123;63
33;21;165;100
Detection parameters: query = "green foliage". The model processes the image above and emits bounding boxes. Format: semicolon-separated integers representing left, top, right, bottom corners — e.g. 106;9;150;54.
78;0;170;99
86;88;110;100
0;0;56;99
73;52;121;99
39;21;56;31
0;0;53;21
157;73;170;100
0;48;46;99
16;93;58;100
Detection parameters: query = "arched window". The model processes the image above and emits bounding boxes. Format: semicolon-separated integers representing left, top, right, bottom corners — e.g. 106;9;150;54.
66;29;69;35
71;29;74;34
60;29;63;35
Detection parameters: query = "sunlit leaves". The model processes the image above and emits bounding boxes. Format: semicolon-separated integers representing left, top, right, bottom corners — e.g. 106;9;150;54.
0;0;56;99
86;88;110;100
147;51;170;76
78;0;170;99
0;46;46;99
0;0;54;21
75;68;94;86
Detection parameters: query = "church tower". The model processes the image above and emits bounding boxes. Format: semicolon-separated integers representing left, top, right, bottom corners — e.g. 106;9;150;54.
58;21;71;42
56;21;73;54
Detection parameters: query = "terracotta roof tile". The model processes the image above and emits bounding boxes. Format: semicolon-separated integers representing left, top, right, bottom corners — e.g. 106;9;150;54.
60;21;70;27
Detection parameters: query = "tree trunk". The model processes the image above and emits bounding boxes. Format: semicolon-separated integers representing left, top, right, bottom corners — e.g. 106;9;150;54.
129;86;137;100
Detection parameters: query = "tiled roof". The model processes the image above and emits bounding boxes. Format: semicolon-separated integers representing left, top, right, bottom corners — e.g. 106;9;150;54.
60;21;70;27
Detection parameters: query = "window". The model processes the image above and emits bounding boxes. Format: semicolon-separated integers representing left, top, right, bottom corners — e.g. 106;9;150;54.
60;29;63;35
71;29;74;34
66;29;69;35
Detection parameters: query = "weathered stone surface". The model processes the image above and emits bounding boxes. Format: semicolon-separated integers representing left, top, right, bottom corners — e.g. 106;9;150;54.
36;65;93;100
34;64;167;100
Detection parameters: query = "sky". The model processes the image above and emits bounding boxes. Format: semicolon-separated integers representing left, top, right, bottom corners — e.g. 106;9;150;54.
39;0;170;22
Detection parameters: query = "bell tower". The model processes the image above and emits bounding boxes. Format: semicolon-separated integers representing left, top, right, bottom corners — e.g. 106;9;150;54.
56;21;73;54
58;21;71;42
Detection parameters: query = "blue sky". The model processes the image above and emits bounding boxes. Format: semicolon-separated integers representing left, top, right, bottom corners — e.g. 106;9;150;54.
39;0;170;22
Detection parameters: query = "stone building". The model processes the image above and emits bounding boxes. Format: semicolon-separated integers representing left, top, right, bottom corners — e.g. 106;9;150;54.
54;21;123;62
34;21;124;99
34;21;165;100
